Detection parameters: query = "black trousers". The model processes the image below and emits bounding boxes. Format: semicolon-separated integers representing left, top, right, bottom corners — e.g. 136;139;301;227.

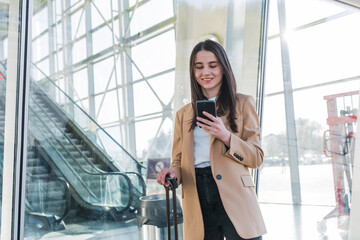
195;167;262;240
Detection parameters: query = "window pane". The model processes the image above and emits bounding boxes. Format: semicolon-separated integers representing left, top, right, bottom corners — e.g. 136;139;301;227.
133;80;162;117
32;7;48;37
284;0;345;29
267;0;279;36
71;8;86;38
131;30;175;78
134;117;162;158
71;37;87;63
289;15;360;89
259;94;292;204
95;90;119;124
91;0;112;28
147;71;175;105
260;1;360;239
73;68;88;100
32;33;49;62
92;26;114;54
93;57;117;94
129;0;174;35
264;38;283;94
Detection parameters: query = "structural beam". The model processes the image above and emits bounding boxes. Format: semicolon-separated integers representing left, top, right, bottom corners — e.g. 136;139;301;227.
277;0;301;204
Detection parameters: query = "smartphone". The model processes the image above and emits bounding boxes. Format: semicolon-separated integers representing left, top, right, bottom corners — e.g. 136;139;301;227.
196;100;216;127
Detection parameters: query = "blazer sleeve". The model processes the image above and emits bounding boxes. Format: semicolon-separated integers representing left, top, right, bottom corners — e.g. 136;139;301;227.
170;110;182;184
225;96;264;169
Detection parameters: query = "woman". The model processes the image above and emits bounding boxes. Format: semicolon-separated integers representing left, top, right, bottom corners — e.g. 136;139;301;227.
157;39;266;240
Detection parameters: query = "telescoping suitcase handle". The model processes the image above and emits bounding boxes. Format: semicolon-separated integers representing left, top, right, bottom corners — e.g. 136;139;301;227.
165;177;178;240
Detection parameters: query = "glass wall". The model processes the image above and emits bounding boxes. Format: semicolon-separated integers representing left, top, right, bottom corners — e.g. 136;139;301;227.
0;0;30;239
31;0;176;162
0;0;8;232
259;0;360;239
21;0;267;239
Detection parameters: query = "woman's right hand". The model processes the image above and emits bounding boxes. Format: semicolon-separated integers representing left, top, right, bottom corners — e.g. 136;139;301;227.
156;168;177;187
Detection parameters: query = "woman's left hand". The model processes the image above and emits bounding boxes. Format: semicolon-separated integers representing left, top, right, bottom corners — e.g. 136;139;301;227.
197;111;231;147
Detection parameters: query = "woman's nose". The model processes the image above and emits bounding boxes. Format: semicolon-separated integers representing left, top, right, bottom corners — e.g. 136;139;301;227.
203;66;210;75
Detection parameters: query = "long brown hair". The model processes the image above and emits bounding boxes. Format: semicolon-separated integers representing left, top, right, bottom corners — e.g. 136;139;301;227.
190;39;238;132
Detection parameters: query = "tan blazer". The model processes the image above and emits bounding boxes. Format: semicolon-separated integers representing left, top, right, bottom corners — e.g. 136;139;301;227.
170;93;267;240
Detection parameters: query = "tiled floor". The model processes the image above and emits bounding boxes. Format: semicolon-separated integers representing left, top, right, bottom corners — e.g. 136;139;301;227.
23;203;349;239
260;203;347;240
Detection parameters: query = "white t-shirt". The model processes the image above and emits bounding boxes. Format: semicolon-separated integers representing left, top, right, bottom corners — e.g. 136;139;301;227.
193;125;211;168
193;97;216;168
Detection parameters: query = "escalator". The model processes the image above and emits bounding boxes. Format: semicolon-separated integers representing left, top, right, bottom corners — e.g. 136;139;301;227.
0;62;146;229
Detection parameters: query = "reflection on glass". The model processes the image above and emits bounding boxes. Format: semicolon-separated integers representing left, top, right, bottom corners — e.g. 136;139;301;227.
25;1;150;238
24;62;145;239
23;0;266;238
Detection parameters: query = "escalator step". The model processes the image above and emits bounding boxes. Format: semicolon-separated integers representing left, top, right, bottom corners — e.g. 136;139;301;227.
26;190;66;200
27;158;41;166
27;166;49;174
27;151;36;159
29;173;51;179
59;150;83;158
26;180;64;190
27;200;67;214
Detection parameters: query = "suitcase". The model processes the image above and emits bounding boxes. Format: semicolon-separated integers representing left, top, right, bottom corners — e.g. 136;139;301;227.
165;177;179;240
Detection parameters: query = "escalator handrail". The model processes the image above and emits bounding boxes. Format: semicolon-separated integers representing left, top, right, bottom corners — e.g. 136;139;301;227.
26;174;71;225
2;62;139;210
0;60;144;170
31;95;146;195
1;62;145;193
29;108;134;211
29;108;103;199
1;65;132;209
31;62;145;169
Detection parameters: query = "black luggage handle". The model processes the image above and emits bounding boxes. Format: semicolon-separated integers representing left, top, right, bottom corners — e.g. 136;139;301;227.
165;177;178;240
166;177;178;190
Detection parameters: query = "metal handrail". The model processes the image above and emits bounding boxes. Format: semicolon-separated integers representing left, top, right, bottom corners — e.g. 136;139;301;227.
0;61;145;193
0;61;145;210
0;60;144;172
31;94;146;194
31;62;145;169
26;175;71;225
29;107;133;211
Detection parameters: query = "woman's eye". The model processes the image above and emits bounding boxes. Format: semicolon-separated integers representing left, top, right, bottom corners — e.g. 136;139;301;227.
195;66;203;69
210;65;217;68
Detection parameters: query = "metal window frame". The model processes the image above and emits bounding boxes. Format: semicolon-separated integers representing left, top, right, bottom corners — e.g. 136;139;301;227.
255;0;270;195
15;0;33;238
0;0;33;239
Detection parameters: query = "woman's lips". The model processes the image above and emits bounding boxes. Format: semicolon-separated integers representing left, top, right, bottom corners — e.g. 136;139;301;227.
202;78;212;82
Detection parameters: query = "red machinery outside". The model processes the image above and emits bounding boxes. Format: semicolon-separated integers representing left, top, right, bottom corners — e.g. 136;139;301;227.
320;91;358;235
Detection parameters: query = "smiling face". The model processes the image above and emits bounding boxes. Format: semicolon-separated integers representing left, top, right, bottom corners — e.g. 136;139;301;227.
194;50;223;99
